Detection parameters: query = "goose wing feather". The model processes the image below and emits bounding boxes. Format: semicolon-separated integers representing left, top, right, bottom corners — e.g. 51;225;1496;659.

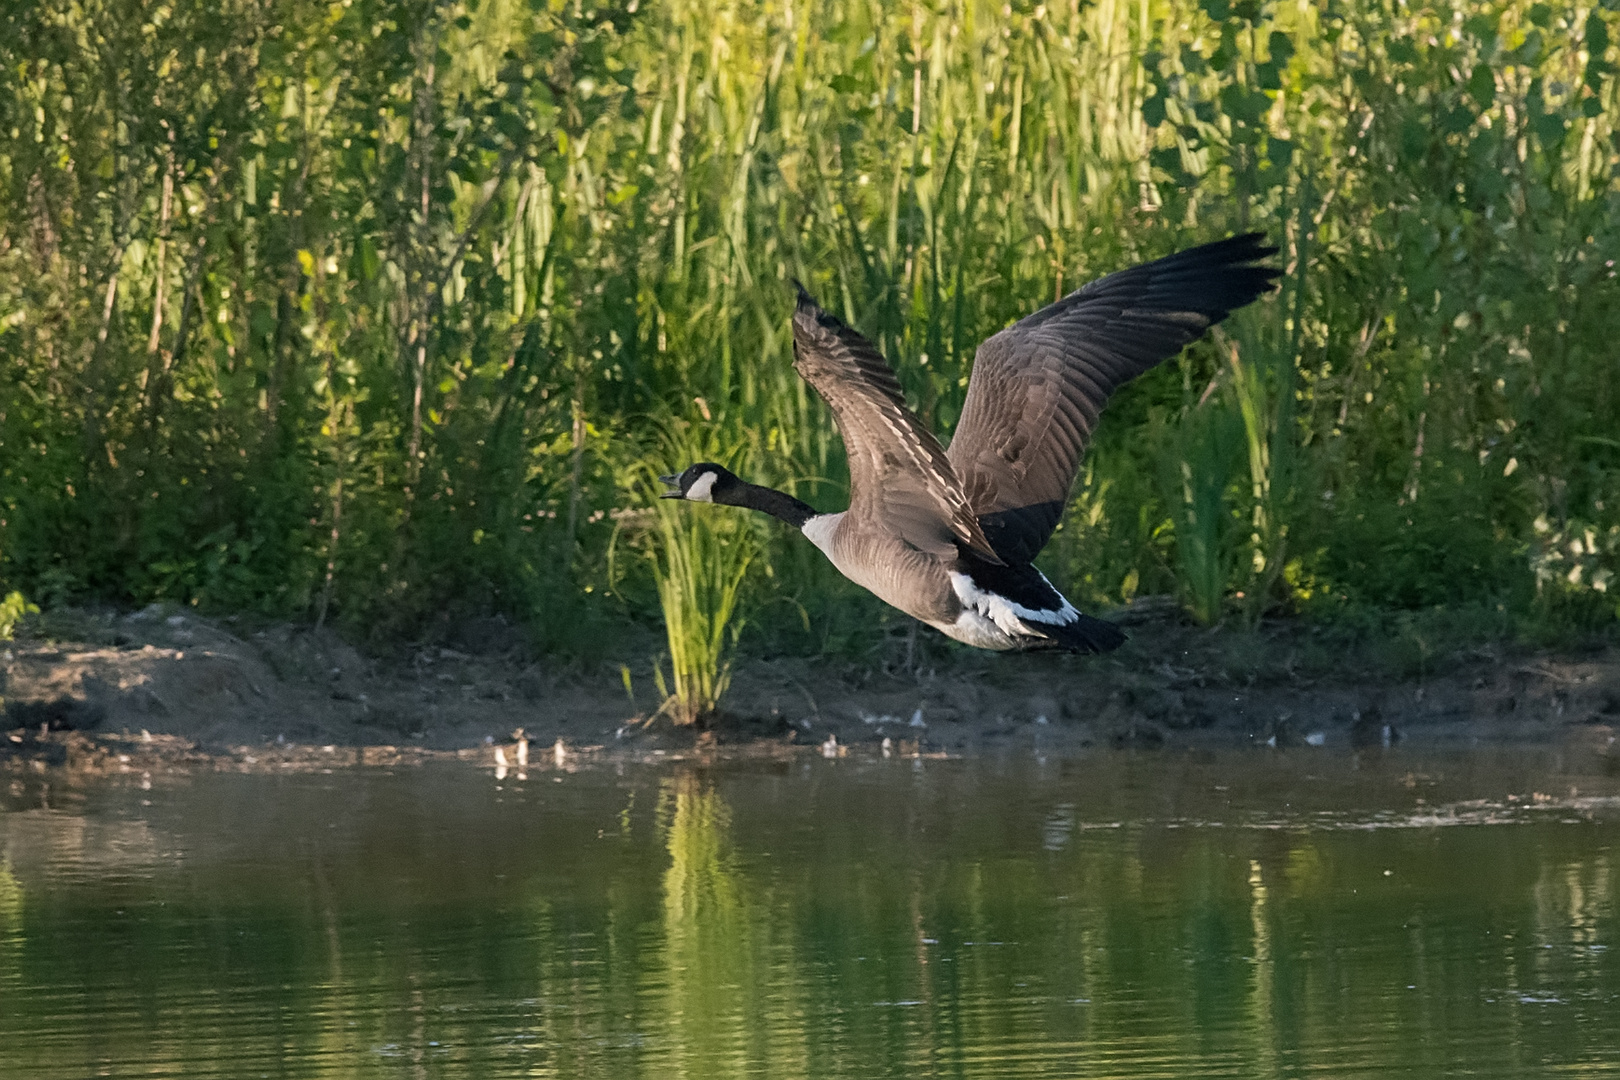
791;284;1000;564
948;233;1280;562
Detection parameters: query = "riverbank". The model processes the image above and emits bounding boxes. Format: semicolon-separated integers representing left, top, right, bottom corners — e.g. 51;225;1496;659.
3;602;1617;775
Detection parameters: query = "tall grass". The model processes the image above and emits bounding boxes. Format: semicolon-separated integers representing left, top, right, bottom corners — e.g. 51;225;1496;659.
0;0;1616;657
640;425;759;723
649;492;756;723
1170;399;1244;626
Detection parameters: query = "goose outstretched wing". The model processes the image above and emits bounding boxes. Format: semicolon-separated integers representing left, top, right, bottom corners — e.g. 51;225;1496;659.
947;233;1280;563
791;284;1000;564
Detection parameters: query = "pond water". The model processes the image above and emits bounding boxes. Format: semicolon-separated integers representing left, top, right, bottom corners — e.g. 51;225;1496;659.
1;746;1618;1079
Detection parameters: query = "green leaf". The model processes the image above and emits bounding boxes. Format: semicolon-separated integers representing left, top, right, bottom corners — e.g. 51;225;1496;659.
1512;29;1541;64
1150;146;1185;178
353;235;379;281
250;307;276;341
1199;0;1229;22
1588;12;1610;55
1268;31;1294;65
1142;91;1167;128
0;591;38;641
1220;82;1269;125
1463;14;1496;42
1442;106;1474;134
1532;110;1567;146
1467;65;1495;109
1400;117;1429;159
824;20;859;44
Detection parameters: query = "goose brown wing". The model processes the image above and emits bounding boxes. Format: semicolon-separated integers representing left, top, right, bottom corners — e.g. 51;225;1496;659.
947;233;1280;563
791;284;1000;564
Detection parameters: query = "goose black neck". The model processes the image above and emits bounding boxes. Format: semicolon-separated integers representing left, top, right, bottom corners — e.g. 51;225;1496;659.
718;482;815;529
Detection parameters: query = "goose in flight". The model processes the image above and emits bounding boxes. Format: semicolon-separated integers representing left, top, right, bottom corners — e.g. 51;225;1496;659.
661;233;1279;652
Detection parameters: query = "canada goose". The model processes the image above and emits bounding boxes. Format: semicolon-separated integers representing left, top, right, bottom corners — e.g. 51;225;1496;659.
661;233;1279;652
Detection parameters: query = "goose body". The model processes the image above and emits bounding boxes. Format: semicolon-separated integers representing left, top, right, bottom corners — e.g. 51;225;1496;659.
800;510;1089;651
661;234;1279;653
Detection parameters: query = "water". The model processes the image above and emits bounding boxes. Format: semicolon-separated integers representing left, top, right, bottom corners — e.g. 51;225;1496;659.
1;746;1618;1078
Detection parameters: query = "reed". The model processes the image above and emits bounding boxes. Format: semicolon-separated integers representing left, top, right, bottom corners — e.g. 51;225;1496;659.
1170;400;1244;626
643;426;759;724
1216;320;1298;624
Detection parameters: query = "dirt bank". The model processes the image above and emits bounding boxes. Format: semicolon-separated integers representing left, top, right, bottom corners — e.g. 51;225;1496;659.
3;602;1617;775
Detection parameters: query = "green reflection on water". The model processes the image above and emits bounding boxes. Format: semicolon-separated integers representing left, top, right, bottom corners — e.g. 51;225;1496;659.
0;752;1615;1079
0;857;22;976
658;770;796;1079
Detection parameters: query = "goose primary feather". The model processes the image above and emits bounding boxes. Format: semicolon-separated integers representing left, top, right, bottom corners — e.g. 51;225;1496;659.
660;234;1280;653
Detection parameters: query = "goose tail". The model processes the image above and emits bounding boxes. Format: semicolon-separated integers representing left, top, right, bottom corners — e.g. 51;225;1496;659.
1037;612;1127;655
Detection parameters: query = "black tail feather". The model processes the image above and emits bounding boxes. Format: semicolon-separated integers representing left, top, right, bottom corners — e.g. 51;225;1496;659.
1035;612;1127;655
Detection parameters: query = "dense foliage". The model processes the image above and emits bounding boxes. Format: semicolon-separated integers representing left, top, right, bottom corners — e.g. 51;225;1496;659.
2;0;1617;658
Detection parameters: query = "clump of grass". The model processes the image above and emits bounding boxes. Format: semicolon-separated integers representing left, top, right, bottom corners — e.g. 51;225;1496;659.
642;428;759;725
649;493;755;724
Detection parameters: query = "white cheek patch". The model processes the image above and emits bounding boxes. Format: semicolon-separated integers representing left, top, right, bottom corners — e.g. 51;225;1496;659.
685;471;718;502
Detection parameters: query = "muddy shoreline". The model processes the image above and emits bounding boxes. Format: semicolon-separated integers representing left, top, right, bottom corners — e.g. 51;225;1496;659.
3;602;1617;776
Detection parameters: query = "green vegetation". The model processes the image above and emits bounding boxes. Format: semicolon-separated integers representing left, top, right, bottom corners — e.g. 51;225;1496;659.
2;0;1617;679
0;591;35;642
637;427;760;722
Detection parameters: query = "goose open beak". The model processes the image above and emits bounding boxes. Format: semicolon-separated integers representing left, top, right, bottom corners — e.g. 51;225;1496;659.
658;473;682;499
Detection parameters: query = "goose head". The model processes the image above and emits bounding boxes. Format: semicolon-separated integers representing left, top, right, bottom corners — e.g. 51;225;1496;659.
658;462;741;503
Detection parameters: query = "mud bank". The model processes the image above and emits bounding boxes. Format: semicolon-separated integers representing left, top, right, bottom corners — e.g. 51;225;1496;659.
3;602;1617;774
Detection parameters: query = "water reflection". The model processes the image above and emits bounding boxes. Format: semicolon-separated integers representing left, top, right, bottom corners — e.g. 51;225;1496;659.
0;750;1614;1078
657;770;794;1079
0;858;21;978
